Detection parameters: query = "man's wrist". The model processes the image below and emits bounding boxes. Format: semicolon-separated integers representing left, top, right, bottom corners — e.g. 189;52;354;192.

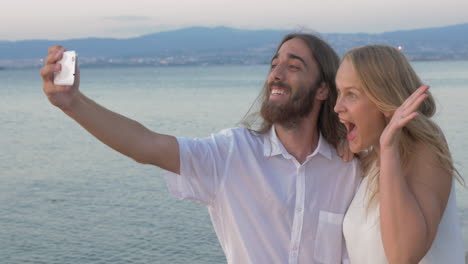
62;91;84;115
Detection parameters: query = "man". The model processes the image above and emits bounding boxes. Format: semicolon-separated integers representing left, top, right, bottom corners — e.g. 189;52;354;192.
40;33;360;263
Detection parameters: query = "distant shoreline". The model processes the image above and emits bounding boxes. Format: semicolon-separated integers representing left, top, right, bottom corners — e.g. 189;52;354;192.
1;58;468;71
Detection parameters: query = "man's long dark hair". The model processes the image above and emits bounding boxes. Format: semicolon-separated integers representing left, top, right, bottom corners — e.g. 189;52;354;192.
240;33;345;148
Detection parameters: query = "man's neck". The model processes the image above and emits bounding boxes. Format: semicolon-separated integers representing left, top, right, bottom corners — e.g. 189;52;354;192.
275;112;320;164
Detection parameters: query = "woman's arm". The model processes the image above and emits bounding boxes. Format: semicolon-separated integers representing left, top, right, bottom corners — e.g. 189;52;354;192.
378;85;451;263
379;143;451;264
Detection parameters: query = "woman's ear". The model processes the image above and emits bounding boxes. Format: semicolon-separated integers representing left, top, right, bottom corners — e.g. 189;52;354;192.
383;110;393;119
383;111;393;124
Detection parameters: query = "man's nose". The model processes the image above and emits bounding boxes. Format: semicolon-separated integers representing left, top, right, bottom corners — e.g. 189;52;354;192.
268;64;285;83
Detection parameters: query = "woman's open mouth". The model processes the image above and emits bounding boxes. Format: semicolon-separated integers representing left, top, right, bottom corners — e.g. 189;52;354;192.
340;118;357;141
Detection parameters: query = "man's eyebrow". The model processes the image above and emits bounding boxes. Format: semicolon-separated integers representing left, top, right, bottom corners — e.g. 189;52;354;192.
270;53;309;68
270;54;278;64
288;53;308;68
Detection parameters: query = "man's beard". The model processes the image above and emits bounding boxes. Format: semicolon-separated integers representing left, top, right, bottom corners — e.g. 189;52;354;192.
260;80;319;129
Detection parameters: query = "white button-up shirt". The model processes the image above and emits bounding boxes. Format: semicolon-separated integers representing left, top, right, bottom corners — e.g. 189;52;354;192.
165;127;361;264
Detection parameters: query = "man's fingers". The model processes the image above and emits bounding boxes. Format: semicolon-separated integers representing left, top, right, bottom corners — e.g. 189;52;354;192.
344;149;354;162
48;45;65;55
45;46;66;65
44;84;73;97
336;139;353;162
54;85;73;93
45;49;65;65
40;64;61;82
337;146;344;157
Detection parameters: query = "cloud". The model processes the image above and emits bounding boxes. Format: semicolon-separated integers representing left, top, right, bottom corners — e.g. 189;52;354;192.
103;16;152;22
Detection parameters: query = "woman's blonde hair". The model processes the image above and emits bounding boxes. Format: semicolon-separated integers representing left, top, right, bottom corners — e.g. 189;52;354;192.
342;45;463;206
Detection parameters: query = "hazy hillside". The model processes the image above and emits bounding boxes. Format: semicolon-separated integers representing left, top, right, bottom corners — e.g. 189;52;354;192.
0;27;286;60
327;23;468;59
1;23;467;68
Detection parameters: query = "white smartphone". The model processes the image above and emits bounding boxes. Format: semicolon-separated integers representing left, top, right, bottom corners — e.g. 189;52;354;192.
54;50;77;86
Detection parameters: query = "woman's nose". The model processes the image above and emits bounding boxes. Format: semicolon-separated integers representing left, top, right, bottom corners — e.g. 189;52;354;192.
334;96;345;113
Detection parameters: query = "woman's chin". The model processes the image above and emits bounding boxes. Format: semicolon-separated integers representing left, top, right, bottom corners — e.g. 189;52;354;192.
349;141;367;154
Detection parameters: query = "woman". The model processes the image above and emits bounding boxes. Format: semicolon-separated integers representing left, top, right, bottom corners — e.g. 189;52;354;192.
335;45;465;263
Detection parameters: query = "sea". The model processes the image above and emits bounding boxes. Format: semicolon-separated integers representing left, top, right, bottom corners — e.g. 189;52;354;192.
1;61;467;263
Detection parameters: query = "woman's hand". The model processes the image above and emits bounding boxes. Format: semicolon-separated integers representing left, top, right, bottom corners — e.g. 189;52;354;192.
379;85;429;150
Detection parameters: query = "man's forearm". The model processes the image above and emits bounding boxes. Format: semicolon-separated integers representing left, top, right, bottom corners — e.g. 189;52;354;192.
63;91;180;173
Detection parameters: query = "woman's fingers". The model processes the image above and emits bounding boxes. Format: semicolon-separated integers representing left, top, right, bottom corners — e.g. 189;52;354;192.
400;85;429;110
403;93;428;116
385;85;429;119
381;86;429;148
393;85;429;120
397;92;428;120
396;112;419;129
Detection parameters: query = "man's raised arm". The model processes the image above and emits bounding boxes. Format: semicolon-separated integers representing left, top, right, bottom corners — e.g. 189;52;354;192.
40;46;180;174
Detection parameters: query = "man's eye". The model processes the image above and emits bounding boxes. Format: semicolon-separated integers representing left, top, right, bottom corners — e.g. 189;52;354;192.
271;64;277;69
289;65;300;70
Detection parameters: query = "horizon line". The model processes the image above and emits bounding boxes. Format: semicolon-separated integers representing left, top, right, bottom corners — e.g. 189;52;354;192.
2;21;467;43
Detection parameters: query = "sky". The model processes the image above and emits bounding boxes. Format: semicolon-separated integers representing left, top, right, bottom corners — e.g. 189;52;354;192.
1;0;467;41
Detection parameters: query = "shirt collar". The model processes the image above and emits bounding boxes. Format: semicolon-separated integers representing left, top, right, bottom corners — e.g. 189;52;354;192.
263;125;333;160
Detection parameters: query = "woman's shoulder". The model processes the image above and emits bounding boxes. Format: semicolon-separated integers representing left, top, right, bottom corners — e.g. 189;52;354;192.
407;141;452;211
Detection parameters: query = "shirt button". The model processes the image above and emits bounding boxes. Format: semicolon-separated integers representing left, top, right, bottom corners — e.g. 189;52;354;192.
296;207;302;213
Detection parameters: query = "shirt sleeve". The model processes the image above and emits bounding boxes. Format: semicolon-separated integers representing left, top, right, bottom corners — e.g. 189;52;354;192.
341;236;350;264
164;129;234;206
352;158;363;193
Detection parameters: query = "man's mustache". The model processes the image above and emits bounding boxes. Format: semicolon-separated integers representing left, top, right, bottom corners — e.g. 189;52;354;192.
268;81;292;93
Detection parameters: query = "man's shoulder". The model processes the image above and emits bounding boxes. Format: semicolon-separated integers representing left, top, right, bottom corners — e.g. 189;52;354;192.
211;127;265;153
216;127;263;140
322;146;362;178
336;157;362;182
325;143;358;165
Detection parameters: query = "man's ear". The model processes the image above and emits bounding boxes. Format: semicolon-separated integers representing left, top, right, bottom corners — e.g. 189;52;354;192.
315;82;329;101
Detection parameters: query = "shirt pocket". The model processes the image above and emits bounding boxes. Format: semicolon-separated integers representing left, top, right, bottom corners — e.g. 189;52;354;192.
313;210;344;264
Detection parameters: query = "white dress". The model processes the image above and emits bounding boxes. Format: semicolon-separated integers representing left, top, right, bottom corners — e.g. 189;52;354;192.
343;174;465;263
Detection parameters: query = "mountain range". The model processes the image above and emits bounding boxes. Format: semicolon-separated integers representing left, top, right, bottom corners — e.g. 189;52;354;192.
1;23;467;68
